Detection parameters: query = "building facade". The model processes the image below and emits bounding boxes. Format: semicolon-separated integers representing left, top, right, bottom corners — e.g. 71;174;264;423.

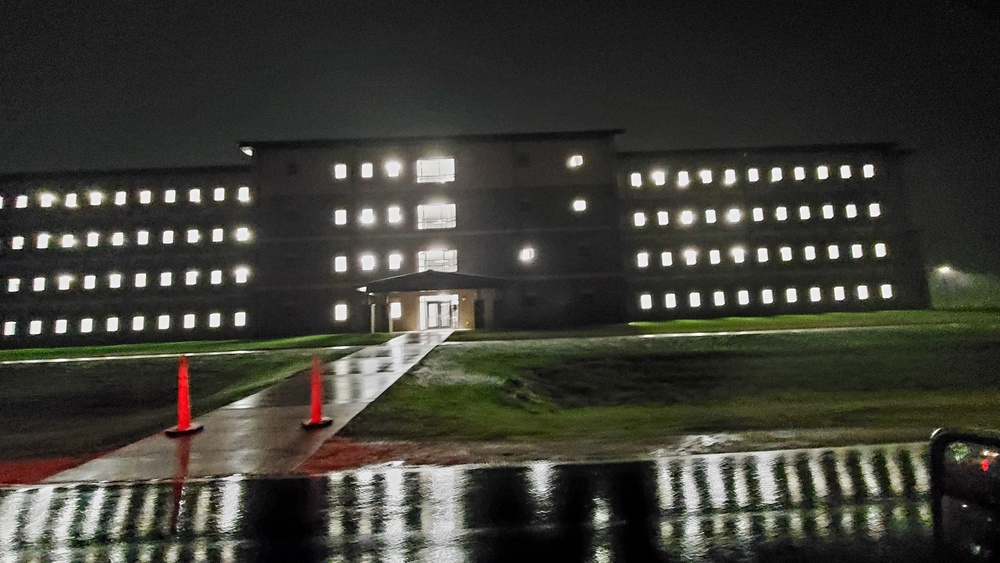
0;130;928;347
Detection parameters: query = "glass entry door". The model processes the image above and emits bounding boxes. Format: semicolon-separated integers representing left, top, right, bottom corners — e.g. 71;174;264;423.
419;294;459;330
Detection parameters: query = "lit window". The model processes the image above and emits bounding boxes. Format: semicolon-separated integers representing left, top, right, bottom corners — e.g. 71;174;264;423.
840;165;852;179
183;314;196;329
3;321;15;336
88;191;103;206
139;190;152;204
189;188;202;203
730;246;746;264
111;232;125;247
7;278;19;293
361;254;377;271
799;205;811;220
863;164;875;178
163;230;175;244
757;248;769;263
234;266;249;284
385;160;402;177
334;209;348;225
636;252;649;268
874;242;888;258
780;246;793;262
360;162;374;179
827;245;840;260
809;287;822;303
689;292;702;308
633;212;647;227
416;158;455;183
333;163;348;180
158;315;170;330
651;170;666;186
137;230;149;245
61;234;76;248
630;172;642;188
80;318;93;333
211;228;223;242
880;283;893;299
683;248;698;266
388;253;402;270
704;209;717;224
868;203;881;218
334;256;348;273
676;171;691;188
15;195;28;208
160;272;172;287
187;229;200;244
817;166;829;180
65;193;78;208
857;285;870;300
37;233;51;249
418;249;458;272
573;199;588;213
235;227;251;242
109;273;122;289
699;170;712;184
83;275;96;290
29;320;43;336
567;155;584;168
656;210;669;225
726;208;741;223
135;273;147;288
713;291;725;307
680;210;695;225
334;303;349;321
33;277;45;292
114;191;127;206
214;187;225;201
709;249;721;265
165;189;177;203
84;232;98;247
132;316;145;331
660;251;673;267
775;206;788;221
724;169;737;185
417;204;456;229
834;286;846;301
845;204;858;219
209;313;221;328
747;168;760;182
39;192;57;208
639;293;653;310
387;206;402;223
390;302;403;319
793;166;805;181
237;186;251;202
851;244;863;259
770;167;782;182
519;246;536;264
57;274;73;291
804;245;816;261
664;293;677;309
234;311;247;327
785;288;798;303
185;270;199;286
11;236;24;250
106;317;120;332
210;270;222;285
737;290;750;306
822;204;834;219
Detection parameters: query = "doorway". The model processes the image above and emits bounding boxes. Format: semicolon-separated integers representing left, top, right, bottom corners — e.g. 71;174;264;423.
419;294;459;329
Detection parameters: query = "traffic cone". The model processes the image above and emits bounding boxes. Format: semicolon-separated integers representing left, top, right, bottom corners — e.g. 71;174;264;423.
302;355;332;428
166;355;204;437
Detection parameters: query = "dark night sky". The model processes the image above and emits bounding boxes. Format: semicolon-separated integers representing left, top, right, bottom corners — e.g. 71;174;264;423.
2;1;998;273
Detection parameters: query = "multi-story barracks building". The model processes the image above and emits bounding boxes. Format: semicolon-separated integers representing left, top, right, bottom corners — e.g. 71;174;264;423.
0;130;928;347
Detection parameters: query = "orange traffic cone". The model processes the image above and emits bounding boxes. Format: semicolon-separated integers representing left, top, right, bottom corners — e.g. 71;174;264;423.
302;355;332;428
166;355;204;437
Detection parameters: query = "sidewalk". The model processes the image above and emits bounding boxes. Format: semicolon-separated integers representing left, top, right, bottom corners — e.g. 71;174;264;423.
45;331;453;483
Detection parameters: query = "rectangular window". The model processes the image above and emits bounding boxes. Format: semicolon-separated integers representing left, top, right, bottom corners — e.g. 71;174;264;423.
388;253;402;270
785;288;798;303
737;290;750;306
334;303;349;321
698;170;712;184
86;232;99;247
139;190;152;204
809;287;822;302
874;242;888;258
713;291;725;307
209;312;221;328
361;162;374;179
29;320;43;335
840;165;852;179
88;192;103;206
794;166;805;181
845;204;858;219
657;211;669;225
333;163;348;180
58;275;73;290
83;275;96;290
11;236;25;250
880;284;893;299
186;229;200;244
799;206;811;220
15;195;28;208
237;187;251;202
160;272;172;286
724;169;737;185
234;311;247;327
361;254;376;271
360;208;375;225
214;187;225;201
863;164;875;178
7;278;20;293
417;203;457;229
66;193;79;208
726;208;741;223
183;314;196;329
704;209;717;224
80;318;93;333
834;286;846;301
387;206;402;224
709;249;721;265
630;172;643;188
158;315;170;330
651;170;666;186
334;256;348;273
688;292;701;308
211;270;223;285
775;206;788;221
416;158;455;183
111;232;125;247
135;273;147;288
752;207;764;222
37;233;51;249
660;251;673;267
804;245;817;261
676;171;691;187
770;167;782;182
851;243;864;259
664;293;677;308
636;252;649;268
106;317;120;332
639;293;653;310
234;266;249;284
857;285;870;300
390;302;403;319
680;210;695;225
730;246;746;264
418;249;458;272
4;321;15;336
235;227;251;241
185;270;199;285
163;230;175;244
132;316;145;331
683;249;698;266
61;234;75;248
114;191;127;206
817;165;830;180
633;212;647;227
780;246;793;262
757;248;769;263
137;230;149;245
165;189;177;203
747;168;760;183
868;203;882;218
827;244;840;260
822;204;834;219
33;277;45;292
189;188;202;203
334;209;348;225
212;228;224;242
109;273;122;289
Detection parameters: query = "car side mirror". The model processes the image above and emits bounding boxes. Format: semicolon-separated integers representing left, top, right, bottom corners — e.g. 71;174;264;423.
931;428;1000;561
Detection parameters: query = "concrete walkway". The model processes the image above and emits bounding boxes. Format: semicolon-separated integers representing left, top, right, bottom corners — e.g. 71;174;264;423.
46;330;453;483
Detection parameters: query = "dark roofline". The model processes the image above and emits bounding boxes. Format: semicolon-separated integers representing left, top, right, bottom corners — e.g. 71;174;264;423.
617;142;907;158
239;129;627;150
0;164;251;182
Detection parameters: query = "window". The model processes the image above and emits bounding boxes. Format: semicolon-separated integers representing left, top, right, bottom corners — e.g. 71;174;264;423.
212;228;223;243
385;160;402;178
29;320;43;335
189;188;202;203
785;288;798;303
676;171;691;188
809;287;822;302
214;187;225;201
664;293;677;309
656;211;669;225
822;204;835;220
757;248;769;263
794;167;805;181
107;273;121;289
713;291;725;307
737;290;750;306
683;248;698;266
827;244;840;260
704;209;717;224
680;210;695;225
135;273;147;288
817;166;830;180
163;230;175;244
11;236;25;250
61;234;76;248
660;251;673;267
389;302;403;319
237;186;251;203
58;274;73;291
111;232;125;247
804;245;817;261
39;193;57;208
361;254;376;271
165;189;177;203
211;270;223;285
651;170;666;186
747;168;760;183
187;229;200;244
868;203;882;218
863;164;876;178
573;199;588;213
334;256;348;273
709;249;721;265
632;212;647;227
418;249;458;272
334;303;349;321
158;315;170;330
851;243;864;259
33;277;45;292
234;266;249;284
770;167;783;182
37;233;51;249
730;246;746;264
880;284;893;299
689;292;702;308
775;206;788;221
799;206;811;221
636;252;649;268
361;162;374;178
388;253;402;270
137;230;150;245
857;285;870;300
333;163;348;180
209;313;222;328
183;314;196;329
235;227;251;242
874;242;888;258
139;190;152;204
840;165;852;179
132;316;145;331
698;170;712;184
3;321;15;336
517;246;536;264
387;206;402;223
417;203;456;229
630;172;642;188
845;204;858;219
160;272;172;287
89;191;103;206
106;317;120;332
15;195;28;208
724;169;737;185
234;311;247;327
359;208;376;225
567;155;584;168
80;318;93;333
7;278;19;293
185;270;199;286
334;209;348;225
416;158;455;183
639;293;653;310
114;191;127;206
726;208;741;223
752;207;764;222
834;286;846;301
83;275;96;290
780;246;793;262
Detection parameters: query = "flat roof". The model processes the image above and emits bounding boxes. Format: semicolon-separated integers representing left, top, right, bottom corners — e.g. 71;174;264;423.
239;129;627;150
618;142;904;158
0;164;251;182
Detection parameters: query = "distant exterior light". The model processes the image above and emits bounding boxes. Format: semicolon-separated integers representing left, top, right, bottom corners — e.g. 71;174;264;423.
567;154;584;168
651;170;666;186
936;265;953;274
241;146;254;157
385;160;402;178
519;246;536;264
572;199;587;212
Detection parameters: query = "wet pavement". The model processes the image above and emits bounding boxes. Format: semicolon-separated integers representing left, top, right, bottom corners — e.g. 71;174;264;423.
46;331;453;483
3;442;937;562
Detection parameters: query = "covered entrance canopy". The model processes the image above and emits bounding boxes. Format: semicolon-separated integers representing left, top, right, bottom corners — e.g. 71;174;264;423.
360;270;508;332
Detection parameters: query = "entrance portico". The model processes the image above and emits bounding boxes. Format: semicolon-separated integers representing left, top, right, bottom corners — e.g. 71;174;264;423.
361;270;507;332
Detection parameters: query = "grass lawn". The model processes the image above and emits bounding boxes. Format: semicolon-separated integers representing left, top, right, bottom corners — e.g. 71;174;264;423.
342;312;1000;445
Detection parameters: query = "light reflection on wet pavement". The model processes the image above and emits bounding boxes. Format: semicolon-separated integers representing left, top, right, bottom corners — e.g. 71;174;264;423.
1;442;934;562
